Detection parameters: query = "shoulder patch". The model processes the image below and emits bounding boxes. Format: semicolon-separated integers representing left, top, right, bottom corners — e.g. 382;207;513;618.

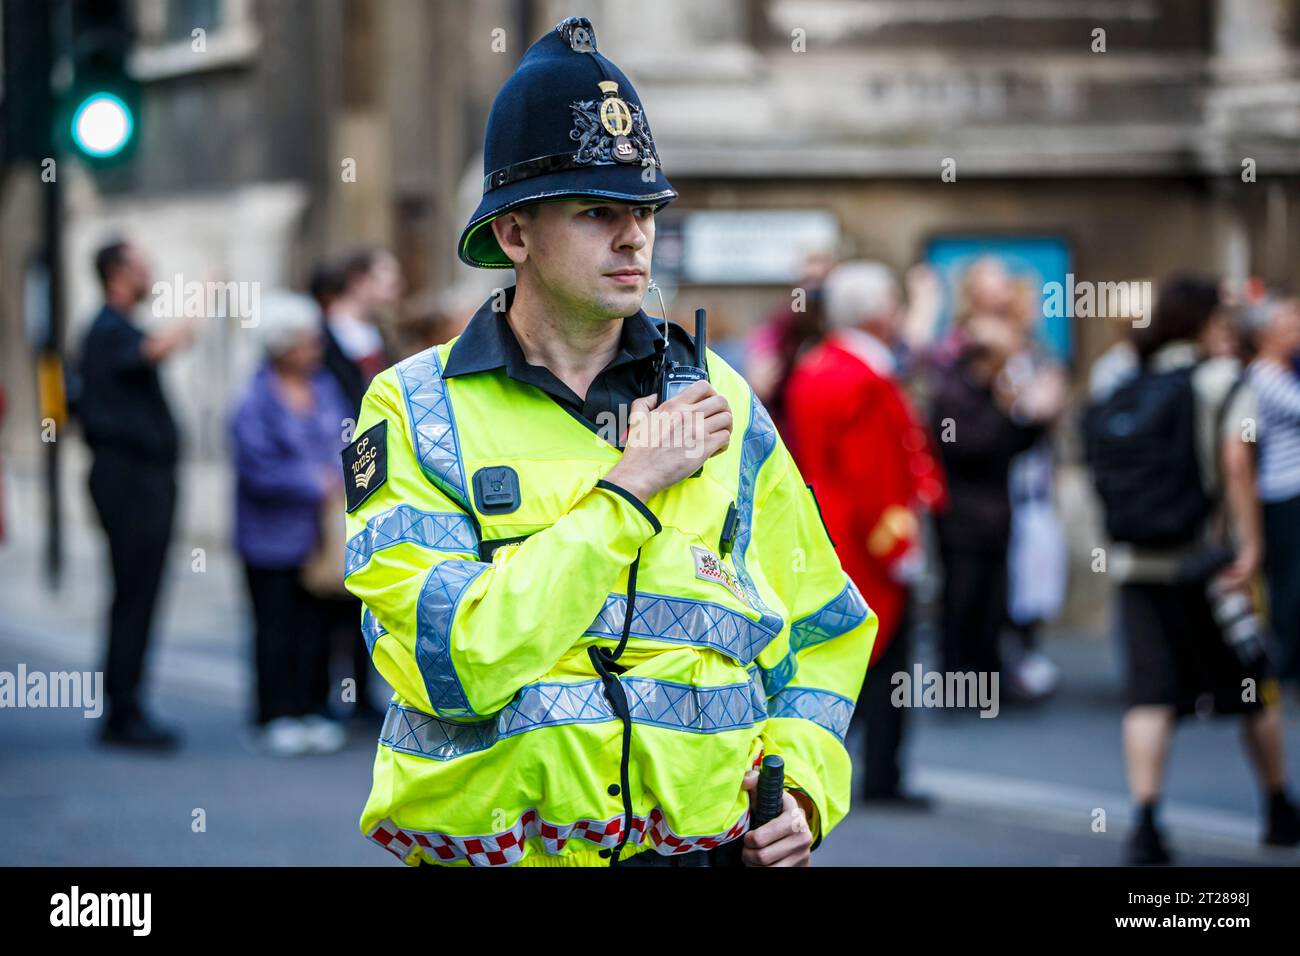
343;420;388;512
692;545;750;605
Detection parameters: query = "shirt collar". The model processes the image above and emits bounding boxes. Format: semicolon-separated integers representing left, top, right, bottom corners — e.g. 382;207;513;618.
443;284;664;381
831;326;898;376
101;302;134;325
1150;339;1200;372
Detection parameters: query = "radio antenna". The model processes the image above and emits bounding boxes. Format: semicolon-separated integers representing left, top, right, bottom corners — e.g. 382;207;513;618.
694;308;706;370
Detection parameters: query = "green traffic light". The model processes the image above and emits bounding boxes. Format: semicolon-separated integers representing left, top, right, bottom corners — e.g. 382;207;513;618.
71;92;134;158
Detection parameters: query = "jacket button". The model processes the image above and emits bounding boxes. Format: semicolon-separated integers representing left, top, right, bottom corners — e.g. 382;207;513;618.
599;848;611;858
608;784;620;796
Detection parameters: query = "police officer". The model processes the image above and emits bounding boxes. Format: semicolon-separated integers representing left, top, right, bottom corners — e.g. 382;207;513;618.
342;17;877;867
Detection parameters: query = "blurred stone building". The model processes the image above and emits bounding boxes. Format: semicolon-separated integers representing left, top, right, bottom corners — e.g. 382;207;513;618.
2;0;1299;627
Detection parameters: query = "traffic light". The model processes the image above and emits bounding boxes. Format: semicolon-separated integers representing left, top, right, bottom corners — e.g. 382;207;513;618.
62;0;139;164
1;0;55;166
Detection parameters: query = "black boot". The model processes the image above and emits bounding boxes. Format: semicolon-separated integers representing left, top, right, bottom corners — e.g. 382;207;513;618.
1264;789;1300;847
99;710;182;752
1126;803;1171;865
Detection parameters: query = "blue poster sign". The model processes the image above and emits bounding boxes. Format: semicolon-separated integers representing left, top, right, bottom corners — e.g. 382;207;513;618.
922;235;1073;361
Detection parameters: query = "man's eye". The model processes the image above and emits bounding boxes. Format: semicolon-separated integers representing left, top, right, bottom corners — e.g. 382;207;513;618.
634;206;654;219
584;207;609;219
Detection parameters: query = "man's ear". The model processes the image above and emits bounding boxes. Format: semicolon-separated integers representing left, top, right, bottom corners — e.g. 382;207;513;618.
491;212;529;267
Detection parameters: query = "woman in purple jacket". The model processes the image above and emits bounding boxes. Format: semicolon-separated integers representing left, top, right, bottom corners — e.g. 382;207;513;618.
231;291;352;756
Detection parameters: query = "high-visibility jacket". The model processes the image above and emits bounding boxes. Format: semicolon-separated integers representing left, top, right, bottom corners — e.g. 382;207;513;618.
343;337;878;866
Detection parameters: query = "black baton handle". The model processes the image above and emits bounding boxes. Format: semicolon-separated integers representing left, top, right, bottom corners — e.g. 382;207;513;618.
753;754;785;829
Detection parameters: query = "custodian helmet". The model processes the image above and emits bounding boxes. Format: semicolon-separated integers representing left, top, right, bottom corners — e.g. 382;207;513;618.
457;16;677;269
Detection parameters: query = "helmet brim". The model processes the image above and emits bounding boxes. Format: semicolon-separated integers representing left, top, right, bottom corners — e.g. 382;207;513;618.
458;164;677;269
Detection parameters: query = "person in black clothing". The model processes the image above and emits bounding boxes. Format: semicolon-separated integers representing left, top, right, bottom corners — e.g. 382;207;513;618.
77;240;194;749
311;252;400;725
931;313;1058;680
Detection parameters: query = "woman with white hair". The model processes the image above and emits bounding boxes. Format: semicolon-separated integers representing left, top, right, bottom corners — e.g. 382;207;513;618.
230;291;353;756
785;259;949;807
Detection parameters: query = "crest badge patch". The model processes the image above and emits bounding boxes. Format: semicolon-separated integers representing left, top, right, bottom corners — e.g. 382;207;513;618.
691;545;750;605
343;421;388;513
570;80;659;168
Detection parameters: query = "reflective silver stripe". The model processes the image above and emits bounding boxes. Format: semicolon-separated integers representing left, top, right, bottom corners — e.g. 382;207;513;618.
361;606;387;654
345;504;479;578
381;671;767;761
586;590;779;665
767;685;856;742
414;559;490;719
761;579;871;696
731;392;785;635
395;349;469;507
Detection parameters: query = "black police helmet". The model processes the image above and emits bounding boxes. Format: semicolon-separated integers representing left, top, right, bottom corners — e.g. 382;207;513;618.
458;16;677;269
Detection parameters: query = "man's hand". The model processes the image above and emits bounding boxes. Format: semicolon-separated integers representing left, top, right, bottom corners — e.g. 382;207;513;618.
142;318;200;364
1216;539;1261;592
604;380;732;503
739;769;813;867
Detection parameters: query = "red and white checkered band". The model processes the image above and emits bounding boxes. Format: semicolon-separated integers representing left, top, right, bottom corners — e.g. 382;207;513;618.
368;752;765;866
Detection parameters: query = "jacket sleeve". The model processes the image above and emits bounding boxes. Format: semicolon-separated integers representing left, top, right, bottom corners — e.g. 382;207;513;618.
343;369;662;720
831;380;923;576
231;404;327;506
751;427;878;847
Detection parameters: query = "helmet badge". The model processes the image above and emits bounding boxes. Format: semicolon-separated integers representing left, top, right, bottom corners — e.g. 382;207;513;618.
597;80;637;163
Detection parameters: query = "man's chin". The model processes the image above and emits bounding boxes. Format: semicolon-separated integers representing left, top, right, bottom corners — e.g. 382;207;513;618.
596;283;647;317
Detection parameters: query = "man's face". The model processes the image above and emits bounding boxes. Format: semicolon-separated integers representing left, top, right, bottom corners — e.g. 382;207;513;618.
866;290;902;344
496;199;655;319
365;251;404;308
119;243;152;305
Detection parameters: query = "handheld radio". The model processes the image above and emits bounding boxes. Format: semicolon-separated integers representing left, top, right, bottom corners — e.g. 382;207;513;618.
658;307;709;403
646;281;711;479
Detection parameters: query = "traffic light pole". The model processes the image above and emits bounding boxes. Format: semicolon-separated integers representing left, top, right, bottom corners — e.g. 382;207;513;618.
42;145;65;590
42;0;68;590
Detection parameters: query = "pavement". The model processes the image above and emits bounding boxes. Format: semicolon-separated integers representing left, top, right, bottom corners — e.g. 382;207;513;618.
2;466;1299;867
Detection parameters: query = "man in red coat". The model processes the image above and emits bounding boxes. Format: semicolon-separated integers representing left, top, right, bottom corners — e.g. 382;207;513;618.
784;260;947;805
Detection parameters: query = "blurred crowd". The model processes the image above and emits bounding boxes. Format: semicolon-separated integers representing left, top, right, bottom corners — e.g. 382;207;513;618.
47;233;1300;861
751;253;1300;860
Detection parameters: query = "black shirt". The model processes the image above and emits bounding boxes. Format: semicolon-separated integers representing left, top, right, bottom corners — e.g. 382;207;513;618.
321;319;369;417
443;285;699;447
930;355;1042;552
76;304;180;465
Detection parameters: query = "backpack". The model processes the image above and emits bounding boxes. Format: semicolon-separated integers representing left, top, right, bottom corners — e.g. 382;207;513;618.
1082;364;1211;547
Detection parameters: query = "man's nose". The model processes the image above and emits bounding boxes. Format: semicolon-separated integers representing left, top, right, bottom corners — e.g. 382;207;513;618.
613;209;648;251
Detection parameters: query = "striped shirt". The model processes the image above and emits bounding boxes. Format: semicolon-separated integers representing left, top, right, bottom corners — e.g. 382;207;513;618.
1248;358;1300;503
